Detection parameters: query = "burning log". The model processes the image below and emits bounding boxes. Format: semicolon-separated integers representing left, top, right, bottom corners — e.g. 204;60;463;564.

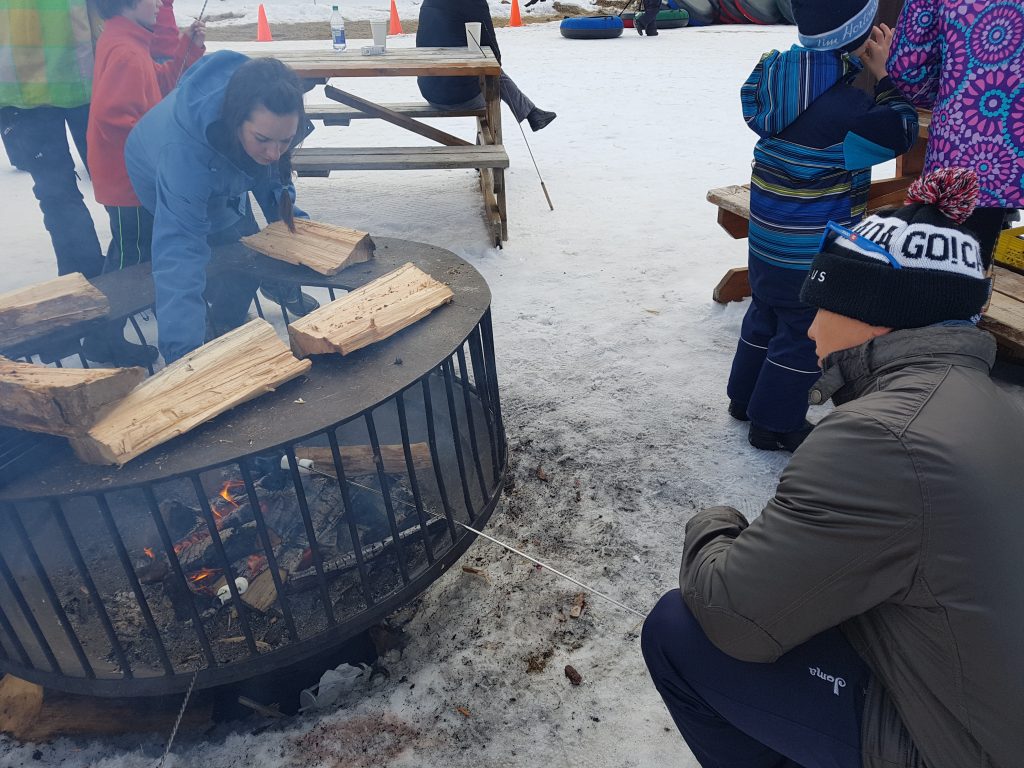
69;319;312;466
288;263;454;357
0;357;144;436
241;219;375;276
0;273;109;350
294;443;432;477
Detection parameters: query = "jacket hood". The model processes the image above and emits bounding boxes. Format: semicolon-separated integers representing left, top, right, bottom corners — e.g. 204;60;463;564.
742;45;860;138
810;325;996;406
170;49;250;146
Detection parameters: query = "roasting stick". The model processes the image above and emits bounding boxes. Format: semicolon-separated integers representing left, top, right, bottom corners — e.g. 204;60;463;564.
176;0;210;84
292;460;646;619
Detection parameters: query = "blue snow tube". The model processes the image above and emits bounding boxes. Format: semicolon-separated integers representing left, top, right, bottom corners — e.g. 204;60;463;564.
559;15;625;39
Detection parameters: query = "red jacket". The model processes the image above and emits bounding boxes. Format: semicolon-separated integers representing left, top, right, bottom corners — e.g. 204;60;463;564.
87;16;203;206
152;0;179;60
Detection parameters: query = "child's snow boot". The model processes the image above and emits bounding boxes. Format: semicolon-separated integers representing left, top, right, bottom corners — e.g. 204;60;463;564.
748;421;814;453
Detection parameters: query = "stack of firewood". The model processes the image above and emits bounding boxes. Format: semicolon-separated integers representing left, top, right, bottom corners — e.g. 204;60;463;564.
0;221;456;467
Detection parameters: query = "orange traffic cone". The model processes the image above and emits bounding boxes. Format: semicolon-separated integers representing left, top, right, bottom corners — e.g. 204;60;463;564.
509;0;522;27
256;4;273;41
388;0;403;34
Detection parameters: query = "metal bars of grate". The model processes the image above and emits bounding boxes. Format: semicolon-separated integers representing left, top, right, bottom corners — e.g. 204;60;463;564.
0;315;505;697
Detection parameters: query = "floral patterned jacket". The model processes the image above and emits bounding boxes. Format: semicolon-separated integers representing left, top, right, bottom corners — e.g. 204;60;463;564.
887;0;1023;208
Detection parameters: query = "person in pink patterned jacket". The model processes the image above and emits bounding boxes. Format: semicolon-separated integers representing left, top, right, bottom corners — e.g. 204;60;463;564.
887;0;1023;266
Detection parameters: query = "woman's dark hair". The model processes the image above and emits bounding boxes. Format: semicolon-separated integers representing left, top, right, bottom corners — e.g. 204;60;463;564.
221;58;306;231
95;0;142;19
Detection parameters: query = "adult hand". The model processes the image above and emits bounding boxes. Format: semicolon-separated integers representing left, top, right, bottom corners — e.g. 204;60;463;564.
860;23;893;82
189;18;207;47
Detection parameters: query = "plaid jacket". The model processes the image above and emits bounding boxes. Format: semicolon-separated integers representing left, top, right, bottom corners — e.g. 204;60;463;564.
0;0;99;109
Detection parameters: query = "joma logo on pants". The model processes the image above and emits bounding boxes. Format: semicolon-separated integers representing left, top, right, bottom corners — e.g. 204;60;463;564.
809;666;846;695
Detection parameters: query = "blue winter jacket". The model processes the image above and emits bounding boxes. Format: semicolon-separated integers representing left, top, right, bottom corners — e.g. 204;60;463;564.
741;46;918;279
125;50;300;363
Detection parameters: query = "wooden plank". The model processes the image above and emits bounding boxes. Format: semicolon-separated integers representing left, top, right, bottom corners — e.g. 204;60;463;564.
706;184;751;219
0;674;212;741
713;267;752;304
70;319;312;466
306;102;485;126
288;263;454;357
0;357;145;437
239;46;501;79
993;266;1024;302
0;273;109;350
241;568;287;613
292;145;509;173
295;442;433;476
980;291;1024;356
324;85;472;147
241;219;375;276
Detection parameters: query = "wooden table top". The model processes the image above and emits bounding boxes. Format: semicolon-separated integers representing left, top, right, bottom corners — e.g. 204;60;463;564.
237;45;501;78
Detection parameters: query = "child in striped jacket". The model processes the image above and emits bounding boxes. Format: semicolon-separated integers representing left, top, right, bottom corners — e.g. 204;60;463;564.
727;0;918;452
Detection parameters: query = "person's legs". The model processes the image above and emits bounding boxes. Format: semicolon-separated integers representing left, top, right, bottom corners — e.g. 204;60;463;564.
5;105;103;277
746;301;819;434
637;0;662;35
0;108;28;170
64;103;90;175
727;293;776;422
642;590;869;768
498;72;537;123
205;203;262;334
498;73;556;131
83;205;158;367
104;205;154;273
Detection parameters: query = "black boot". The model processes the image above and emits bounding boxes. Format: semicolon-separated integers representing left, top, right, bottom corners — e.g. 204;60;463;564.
728;400;749;421
634;11;645;34
526;108;557;132
259;282;320;318
82;323;158;368
748;421;815;453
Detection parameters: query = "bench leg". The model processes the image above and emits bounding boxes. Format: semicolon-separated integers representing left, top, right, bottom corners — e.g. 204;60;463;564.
479;166;503;248
713;267;751;304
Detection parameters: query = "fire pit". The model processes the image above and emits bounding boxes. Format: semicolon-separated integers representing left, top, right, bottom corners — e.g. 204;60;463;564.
0;238;507;697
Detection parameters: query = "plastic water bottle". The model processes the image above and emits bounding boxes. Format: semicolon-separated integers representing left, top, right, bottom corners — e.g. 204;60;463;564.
330;5;346;51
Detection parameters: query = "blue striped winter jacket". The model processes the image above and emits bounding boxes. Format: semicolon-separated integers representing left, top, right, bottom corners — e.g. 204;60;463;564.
742;46;919;270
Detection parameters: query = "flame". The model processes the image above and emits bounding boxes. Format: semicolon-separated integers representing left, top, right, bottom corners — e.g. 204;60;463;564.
143;547;155;559
218;480;245;510
189;568;220;583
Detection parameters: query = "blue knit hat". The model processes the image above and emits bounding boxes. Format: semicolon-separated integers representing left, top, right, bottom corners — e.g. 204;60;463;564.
792;0;878;52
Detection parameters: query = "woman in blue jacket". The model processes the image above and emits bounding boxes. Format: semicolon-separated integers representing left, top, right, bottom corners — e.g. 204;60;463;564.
125;51;315;363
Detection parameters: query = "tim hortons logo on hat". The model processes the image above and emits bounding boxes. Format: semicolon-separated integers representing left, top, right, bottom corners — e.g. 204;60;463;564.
836;214;984;279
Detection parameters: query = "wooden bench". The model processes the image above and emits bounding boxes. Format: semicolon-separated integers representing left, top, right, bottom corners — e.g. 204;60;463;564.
293;145;509;243
705;184;1024;358
305;101;486;127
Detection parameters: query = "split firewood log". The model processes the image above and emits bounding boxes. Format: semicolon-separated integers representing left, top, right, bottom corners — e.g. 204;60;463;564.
0;273;109;350
288;263;453;357
70;320;311;465
0;357;143;436
241;219;375;275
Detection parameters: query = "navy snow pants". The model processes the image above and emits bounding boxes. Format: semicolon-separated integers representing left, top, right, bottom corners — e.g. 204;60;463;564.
642;590;870;768
727;257;820;433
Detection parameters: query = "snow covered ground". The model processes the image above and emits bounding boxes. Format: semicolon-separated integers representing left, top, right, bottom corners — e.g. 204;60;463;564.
1;20;1015;768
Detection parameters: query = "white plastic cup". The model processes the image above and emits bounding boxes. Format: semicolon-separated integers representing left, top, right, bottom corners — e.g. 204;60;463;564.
370;19;388;47
465;21;482;49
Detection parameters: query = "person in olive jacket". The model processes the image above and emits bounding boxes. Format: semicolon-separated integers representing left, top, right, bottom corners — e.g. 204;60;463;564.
643;168;1024;768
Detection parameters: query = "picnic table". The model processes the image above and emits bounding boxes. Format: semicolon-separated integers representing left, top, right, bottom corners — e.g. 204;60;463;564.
241;46;509;247
705;111;1024;357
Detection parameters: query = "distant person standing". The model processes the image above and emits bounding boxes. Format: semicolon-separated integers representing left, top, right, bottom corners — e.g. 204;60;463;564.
0;0;104;279
887;0;1024;268
416;0;556;132
634;0;662;36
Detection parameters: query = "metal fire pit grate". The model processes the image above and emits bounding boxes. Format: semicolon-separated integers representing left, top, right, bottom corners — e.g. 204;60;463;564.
0;239;507;697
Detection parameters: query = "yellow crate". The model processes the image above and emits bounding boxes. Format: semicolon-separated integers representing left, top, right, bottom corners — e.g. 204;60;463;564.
995;225;1024;273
